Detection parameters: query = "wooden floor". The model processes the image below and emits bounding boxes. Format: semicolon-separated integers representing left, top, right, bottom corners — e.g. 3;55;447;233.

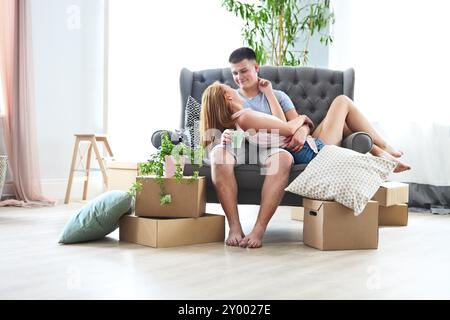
1;202;449;300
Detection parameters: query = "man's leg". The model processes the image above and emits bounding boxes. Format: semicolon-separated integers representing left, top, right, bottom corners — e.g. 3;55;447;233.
239;151;293;248
211;146;244;246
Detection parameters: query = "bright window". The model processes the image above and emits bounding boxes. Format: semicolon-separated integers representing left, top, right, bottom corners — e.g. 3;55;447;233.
108;0;243;160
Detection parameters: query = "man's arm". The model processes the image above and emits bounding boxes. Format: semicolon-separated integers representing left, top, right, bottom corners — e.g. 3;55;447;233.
285;109;299;121
259;78;286;122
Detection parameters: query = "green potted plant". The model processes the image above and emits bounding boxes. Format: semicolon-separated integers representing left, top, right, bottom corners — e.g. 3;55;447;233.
222;0;335;66
137;131;204;205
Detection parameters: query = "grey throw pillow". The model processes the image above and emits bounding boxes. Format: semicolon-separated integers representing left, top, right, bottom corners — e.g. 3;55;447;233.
184;96;201;148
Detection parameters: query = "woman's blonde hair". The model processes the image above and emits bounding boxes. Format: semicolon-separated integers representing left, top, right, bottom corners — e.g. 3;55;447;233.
200;82;237;148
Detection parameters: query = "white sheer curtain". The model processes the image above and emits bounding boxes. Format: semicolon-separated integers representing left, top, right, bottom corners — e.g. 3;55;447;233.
0;77;4;115
330;0;450;186
108;0;242;161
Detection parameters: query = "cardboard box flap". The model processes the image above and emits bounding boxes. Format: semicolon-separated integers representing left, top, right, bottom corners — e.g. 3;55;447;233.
303;198;326;212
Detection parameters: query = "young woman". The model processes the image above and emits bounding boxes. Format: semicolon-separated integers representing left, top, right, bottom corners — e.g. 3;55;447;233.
200;82;411;172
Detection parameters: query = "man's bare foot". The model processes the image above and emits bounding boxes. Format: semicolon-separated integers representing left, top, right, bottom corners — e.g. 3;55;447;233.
239;226;266;249
373;148;411;173
226;227;245;247
382;145;404;158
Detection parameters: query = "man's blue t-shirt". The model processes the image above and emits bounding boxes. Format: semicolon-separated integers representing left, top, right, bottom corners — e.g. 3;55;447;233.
236;89;295;115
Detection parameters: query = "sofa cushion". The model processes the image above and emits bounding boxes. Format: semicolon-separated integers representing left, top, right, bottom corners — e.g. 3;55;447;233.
285;145;396;215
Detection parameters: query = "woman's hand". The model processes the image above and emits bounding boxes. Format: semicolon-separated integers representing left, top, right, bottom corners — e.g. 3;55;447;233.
287;126;308;153
221;129;234;145
258;78;273;95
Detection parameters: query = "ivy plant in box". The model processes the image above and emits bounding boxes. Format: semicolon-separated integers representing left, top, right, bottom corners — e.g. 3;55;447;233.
138;131;204;205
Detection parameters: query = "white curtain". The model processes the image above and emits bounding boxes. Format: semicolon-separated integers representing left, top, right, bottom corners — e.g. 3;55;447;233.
330;0;450;186
108;0;243;161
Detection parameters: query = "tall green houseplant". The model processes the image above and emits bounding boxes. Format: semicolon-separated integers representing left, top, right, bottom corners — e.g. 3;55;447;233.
222;0;335;66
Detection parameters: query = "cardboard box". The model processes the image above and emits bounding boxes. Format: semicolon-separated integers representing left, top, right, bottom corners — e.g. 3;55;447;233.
135;176;206;218
379;203;408;226
372;182;409;207
106;161;141;192
291;207;304;221
303;199;379;251
119;214;225;248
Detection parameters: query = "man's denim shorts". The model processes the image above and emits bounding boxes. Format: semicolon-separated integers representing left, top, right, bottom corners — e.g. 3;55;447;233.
290;138;325;165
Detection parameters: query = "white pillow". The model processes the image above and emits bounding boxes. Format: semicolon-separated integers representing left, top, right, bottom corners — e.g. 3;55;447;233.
285;145;397;215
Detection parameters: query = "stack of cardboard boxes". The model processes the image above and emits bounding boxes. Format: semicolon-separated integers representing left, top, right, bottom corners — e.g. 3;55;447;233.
302;182;409;251
372;182;409;226
119;176;225;248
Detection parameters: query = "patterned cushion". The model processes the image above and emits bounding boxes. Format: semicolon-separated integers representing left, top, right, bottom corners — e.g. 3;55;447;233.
285;145;396;215
184;96;201;148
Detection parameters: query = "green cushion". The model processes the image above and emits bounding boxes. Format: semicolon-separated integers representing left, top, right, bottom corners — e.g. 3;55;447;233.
59;191;132;244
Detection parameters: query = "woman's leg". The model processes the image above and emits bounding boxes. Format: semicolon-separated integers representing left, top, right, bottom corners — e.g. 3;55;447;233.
316;95;403;157
314;95;410;172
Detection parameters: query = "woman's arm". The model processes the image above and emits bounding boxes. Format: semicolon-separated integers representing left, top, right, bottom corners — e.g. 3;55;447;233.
237;110;307;137
259;78;286;122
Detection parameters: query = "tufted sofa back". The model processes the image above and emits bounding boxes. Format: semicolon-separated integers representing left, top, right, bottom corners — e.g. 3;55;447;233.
180;66;355;128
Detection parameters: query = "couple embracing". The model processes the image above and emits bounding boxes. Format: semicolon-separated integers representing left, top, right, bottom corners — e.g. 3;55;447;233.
199;47;410;249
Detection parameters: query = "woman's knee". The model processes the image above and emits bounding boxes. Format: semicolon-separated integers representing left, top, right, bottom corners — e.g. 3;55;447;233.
331;95;352;112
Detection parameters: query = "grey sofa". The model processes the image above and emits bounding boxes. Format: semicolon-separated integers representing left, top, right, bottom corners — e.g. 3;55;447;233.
152;66;373;206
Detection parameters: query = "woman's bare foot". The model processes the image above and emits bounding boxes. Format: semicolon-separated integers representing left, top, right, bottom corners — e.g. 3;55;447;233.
392;159;411;173
239;225;266;249
372;146;411;173
226;227;245;247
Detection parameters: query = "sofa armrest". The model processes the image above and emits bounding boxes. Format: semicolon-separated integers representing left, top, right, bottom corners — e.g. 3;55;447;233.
151;129;184;149
341;132;373;154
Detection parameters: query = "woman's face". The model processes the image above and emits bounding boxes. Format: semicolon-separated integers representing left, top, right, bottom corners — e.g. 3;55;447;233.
222;85;242;106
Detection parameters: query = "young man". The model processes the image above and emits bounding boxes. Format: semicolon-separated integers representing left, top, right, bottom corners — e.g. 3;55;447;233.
210;47;310;249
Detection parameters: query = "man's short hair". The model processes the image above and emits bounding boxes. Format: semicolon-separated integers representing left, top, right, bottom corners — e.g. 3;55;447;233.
229;47;257;64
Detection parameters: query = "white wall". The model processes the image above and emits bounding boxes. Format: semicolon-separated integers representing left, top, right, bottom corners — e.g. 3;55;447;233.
31;0;106;200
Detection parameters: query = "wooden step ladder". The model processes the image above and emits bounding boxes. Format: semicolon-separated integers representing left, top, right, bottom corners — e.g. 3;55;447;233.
64;134;114;204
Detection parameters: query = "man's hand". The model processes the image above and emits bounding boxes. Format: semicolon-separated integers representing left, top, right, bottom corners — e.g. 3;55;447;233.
258;78;273;95
221;129;234;145
287;125;309;153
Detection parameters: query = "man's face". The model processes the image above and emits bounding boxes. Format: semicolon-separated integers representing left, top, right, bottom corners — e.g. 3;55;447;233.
230;59;259;90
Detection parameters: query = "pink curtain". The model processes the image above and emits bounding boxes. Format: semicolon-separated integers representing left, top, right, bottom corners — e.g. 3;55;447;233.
0;0;54;207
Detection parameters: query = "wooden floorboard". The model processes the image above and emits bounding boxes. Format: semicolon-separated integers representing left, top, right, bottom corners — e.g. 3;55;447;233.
1;202;449;299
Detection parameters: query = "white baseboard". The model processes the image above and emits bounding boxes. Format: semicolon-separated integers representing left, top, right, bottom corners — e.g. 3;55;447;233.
41;174;105;203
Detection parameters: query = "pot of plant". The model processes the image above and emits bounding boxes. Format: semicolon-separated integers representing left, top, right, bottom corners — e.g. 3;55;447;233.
164;155;185;178
138;131;204;205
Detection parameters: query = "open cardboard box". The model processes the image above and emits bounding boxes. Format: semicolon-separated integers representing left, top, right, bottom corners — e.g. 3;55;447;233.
135;176;206;218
